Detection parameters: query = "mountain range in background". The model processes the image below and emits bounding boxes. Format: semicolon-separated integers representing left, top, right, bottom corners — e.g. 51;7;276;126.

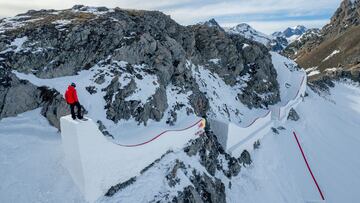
225;23;308;52
283;0;360;81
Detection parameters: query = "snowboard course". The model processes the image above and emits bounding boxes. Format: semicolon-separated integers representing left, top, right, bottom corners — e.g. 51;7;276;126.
58;52;308;202
1;53;359;202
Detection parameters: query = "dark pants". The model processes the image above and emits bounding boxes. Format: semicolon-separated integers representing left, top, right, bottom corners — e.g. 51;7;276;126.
70;102;82;119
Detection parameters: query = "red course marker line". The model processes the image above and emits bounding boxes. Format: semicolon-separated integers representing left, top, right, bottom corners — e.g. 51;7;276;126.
243;111;271;128
114;119;204;147
293;131;325;200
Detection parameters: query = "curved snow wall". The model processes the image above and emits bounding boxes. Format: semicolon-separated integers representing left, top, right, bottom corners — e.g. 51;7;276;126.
210;75;307;156
60;116;205;202
271;75;307;122
210;111;273;157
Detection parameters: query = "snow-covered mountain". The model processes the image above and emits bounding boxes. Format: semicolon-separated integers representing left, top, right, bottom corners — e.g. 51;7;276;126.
283;0;360;81
1;4;360;203
225;23;288;52
272;25;308;43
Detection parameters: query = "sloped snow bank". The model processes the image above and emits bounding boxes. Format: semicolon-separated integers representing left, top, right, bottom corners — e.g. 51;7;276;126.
233;81;360;203
0;109;85;203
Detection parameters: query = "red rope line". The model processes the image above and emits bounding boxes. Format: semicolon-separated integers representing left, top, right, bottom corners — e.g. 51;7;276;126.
293;131;325;200
243;111;271;128
113;119;204;147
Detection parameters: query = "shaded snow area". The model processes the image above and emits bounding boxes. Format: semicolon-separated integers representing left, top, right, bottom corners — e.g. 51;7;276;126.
271;52;306;106
0;109;85;203
230;81;360;203
322;50;340;62
189;62;268;126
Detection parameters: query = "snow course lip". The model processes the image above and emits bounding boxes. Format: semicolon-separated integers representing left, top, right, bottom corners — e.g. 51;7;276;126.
110;119;205;147
242;111;271;128
277;75;306;119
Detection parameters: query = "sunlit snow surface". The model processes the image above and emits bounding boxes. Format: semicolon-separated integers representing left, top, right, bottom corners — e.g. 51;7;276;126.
0;109;85;203
229;81;360;203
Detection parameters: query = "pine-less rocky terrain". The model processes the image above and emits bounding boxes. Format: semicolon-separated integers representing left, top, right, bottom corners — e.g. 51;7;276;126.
0;5;282;202
0;5;279;129
283;0;360;81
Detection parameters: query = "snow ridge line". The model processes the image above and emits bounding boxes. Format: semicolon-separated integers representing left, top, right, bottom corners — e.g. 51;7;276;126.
277;75;306;120
293;131;325;200
243;110;271;128
113;119;205;147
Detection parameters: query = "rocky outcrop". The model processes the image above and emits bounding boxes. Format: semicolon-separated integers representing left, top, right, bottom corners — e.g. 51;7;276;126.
0;5;280;128
0;65;41;118
287;108;300;121
283;0;360;81
104;129;253;202
0;63;69;128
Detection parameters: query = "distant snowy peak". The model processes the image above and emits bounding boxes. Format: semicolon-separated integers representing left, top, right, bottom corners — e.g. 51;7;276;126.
226;23;273;45
272;25;308;43
226;23;288;52
199;18;224;30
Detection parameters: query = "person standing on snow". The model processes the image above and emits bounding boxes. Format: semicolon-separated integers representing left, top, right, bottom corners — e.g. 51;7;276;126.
65;83;83;120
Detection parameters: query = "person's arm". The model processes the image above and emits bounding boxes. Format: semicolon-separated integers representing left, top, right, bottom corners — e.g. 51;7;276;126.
65;91;70;104
73;89;79;102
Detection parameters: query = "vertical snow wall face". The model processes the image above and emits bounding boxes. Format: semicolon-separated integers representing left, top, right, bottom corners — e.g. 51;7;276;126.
60;116;205;202
211;74;307;156
272;75;307;122
210;112;273;157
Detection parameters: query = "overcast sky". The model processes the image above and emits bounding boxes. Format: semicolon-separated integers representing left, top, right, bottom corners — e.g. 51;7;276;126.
0;0;342;34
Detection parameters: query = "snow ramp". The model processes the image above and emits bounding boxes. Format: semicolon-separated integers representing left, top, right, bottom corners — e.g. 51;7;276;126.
60;116;205;202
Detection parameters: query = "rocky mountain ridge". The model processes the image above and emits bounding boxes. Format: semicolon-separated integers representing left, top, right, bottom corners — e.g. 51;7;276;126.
0;5;280;130
272;25;308;43
225;23;288;52
283;0;360;81
0;5;284;202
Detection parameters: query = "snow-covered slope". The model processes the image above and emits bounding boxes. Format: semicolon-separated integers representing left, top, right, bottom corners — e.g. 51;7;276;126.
226;23;274;46
226;23;288;52
0;109;85;203
13;58;269;144
3;81;358;202
229;81;360;203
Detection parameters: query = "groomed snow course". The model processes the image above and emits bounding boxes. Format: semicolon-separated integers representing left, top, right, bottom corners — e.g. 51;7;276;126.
210;52;307;156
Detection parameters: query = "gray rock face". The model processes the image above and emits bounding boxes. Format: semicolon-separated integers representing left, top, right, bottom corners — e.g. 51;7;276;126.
172;131;243;202
38;87;70;129
287;108;300;121
0;65;41;118
0;6;280;127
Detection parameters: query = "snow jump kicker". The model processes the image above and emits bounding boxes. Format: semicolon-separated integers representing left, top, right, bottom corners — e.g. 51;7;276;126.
60;116;206;202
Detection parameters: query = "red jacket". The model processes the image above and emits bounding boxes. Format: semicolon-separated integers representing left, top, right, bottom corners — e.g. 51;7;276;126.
65;85;79;104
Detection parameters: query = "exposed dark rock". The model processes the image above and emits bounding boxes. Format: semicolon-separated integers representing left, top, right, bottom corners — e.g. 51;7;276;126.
85;86;97;94
253;140;261;149
105;177;136;197
238;150;252;166
0;7;281;128
287;108;300;121
38;87;70;129
271;127;279;134
0;67;42;118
